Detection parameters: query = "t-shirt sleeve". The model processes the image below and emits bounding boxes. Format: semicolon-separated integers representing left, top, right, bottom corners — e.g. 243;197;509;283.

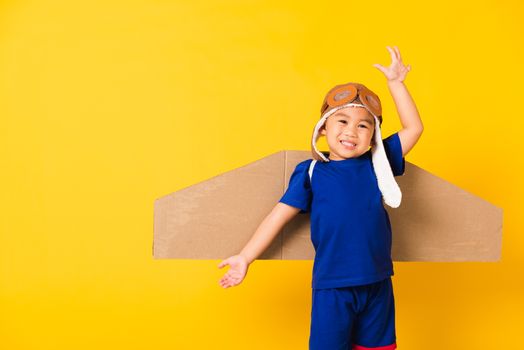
279;159;312;214
382;132;406;176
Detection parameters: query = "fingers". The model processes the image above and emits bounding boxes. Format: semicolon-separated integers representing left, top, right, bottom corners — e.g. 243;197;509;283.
218;260;233;287
217;258;229;268
385;46;410;75
219;277;231;288
219;271;240;288
386;46;398;62
219;274;230;288
394;46;402;61
218;259;240;288
386;45;404;63
372;63;386;74
219;271;230;287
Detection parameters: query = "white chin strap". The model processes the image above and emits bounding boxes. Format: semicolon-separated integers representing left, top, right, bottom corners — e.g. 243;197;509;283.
311;103;402;208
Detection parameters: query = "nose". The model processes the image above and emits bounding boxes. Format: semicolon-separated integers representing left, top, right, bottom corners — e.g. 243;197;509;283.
343;124;358;136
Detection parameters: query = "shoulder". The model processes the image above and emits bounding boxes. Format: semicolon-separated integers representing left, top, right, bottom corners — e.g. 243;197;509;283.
295;158;314;170
382;132;403;155
380;131;405;176
289;159;316;183
382;131;400;143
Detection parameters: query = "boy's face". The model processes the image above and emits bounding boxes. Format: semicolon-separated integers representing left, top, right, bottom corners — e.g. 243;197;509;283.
320;106;375;161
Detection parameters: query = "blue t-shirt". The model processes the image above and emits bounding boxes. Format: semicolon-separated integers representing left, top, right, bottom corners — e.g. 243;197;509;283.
279;132;405;289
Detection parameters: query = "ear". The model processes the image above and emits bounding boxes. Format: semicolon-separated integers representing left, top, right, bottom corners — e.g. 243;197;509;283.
320;125;326;136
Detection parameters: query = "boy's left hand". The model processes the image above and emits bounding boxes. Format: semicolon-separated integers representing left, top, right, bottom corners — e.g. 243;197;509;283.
373;46;411;83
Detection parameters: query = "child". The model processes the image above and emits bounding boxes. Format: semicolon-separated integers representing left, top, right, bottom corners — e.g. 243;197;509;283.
218;46;423;350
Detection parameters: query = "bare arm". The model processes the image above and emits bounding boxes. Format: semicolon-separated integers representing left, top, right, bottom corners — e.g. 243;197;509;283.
388;80;424;157
239;202;301;264
373;46;424;157
218;202;301;288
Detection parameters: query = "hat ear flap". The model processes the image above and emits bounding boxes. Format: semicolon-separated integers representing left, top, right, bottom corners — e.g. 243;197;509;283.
370;114;402;208
311;117;330;162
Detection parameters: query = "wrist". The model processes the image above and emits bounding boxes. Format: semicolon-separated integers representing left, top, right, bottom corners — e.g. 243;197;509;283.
239;253;252;265
387;79;404;86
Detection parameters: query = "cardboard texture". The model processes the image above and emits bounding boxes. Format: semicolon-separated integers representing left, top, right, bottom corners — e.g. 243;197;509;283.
153;150;503;261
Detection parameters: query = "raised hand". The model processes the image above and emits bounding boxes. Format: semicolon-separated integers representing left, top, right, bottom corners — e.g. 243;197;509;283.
372;46;412;83
218;254;250;288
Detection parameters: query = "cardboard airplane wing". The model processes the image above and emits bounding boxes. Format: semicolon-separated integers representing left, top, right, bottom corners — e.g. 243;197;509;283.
153;150;503;261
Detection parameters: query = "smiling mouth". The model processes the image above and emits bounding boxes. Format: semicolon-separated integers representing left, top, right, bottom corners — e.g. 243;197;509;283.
340;140;356;148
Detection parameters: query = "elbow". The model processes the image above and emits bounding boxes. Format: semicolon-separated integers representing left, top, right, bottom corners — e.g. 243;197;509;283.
415;124;424;137
417;126;424;142
414;120;424;133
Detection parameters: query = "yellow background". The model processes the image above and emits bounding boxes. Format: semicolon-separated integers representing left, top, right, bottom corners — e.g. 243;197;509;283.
1;0;523;349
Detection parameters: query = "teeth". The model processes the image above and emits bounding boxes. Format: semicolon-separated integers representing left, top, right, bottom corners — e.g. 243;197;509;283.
341;141;356;146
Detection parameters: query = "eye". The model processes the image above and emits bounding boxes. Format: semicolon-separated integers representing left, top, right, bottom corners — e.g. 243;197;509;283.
358;124;368;128
338;120;347;124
